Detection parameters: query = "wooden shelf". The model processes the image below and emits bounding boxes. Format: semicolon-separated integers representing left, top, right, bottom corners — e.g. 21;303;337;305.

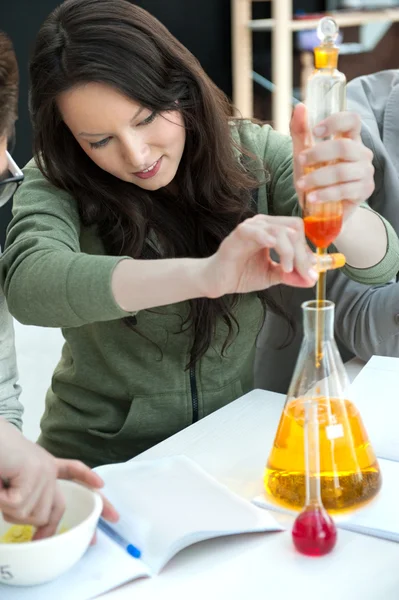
249;8;399;31
231;1;399;134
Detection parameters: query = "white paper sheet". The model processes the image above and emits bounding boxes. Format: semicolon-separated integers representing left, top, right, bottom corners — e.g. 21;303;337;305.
349;356;399;461
0;530;148;600
95;455;285;573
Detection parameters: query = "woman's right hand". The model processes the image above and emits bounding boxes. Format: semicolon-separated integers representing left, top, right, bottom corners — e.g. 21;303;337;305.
205;214;319;298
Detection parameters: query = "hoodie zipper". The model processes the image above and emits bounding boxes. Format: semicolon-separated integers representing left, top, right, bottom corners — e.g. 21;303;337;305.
189;365;199;423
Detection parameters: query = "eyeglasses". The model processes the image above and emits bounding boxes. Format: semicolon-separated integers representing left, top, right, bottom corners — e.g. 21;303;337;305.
0;151;24;208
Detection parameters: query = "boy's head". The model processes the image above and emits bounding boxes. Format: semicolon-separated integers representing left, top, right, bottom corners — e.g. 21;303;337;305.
0;31;18;174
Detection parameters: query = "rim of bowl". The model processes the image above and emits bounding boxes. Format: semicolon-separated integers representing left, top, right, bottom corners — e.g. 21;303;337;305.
0;480;103;550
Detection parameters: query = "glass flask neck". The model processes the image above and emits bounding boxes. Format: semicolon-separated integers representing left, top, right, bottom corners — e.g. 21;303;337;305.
304;399;323;506
302;300;334;341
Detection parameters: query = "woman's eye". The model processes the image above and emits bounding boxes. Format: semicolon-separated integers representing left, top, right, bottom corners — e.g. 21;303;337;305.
90;137;111;149
139;111;157;126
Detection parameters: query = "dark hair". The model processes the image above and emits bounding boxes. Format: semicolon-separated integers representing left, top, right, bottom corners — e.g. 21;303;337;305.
0;31;18;139
30;0;292;367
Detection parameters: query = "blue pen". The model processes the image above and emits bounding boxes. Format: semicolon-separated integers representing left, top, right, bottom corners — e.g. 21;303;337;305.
97;518;141;559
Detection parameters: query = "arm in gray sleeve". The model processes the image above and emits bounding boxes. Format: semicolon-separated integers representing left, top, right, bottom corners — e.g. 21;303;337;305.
254;271;399;395
0;292;23;429
328;271;399;360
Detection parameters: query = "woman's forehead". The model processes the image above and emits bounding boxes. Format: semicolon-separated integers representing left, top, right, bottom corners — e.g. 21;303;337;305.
57;83;143;129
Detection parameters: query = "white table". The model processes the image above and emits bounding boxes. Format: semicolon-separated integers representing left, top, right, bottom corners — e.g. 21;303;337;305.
101;383;399;600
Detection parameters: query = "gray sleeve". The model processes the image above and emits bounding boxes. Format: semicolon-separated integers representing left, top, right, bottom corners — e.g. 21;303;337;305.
328;271;399;360
254;272;399;395
0;292;23;429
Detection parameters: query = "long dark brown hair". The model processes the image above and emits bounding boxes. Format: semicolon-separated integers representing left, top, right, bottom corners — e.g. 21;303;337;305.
29;0;292;367
0;31;18;139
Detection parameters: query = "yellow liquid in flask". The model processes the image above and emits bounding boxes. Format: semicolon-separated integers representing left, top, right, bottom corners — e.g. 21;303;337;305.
265;397;381;512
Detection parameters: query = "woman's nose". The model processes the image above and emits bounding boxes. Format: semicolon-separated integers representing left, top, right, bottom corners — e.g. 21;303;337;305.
122;135;150;170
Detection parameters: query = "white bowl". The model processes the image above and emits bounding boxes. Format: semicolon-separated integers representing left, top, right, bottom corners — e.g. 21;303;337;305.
0;479;103;586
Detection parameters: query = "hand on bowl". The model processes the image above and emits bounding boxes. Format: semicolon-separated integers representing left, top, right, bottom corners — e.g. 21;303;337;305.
0;418;119;541
0;479;105;586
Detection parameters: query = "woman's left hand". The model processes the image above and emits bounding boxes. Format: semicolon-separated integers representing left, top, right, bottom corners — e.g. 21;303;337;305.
290;103;375;222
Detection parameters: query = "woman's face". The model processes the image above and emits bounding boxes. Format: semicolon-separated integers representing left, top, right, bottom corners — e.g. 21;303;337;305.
57;82;186;191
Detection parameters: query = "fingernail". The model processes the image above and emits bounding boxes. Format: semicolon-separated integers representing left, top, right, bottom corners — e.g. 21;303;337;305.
313;125;326;137
284;263;294;273
266;235;277;246
309;268;319;280
307;192;317;202
296;178;305;189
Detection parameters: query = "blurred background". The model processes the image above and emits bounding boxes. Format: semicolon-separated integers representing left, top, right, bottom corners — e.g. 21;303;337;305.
1;0;399;246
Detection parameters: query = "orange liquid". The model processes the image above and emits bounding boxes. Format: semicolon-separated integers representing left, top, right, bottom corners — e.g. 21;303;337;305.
304;212;343;249
303;162;344;248
265;397;381;512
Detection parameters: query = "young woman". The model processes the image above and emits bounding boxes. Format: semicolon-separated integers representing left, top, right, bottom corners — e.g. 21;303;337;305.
1;0;397;468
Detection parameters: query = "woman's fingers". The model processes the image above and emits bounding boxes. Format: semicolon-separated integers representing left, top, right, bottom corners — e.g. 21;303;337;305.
297;158;374;204
242;217;316;279
55;459;104;488
312;111;362;141
213;213;320;296
236;218;300;270
28;484;55;529
99;493;119;523
238;223;278;252
0;476;46;522
307;180;374;204
287;228;317;280
298;159;373;190
33;484;65;541
268;227;296;273
299;138;372;168
251;214;304;230
267;262;318;288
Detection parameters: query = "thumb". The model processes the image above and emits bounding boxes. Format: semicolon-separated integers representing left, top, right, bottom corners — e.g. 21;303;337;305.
55;458;104;488
290;103;309;152
290;104;310;204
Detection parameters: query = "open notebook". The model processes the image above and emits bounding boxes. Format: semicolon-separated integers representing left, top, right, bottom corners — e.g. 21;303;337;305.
254;356;399;544
2;455;283;600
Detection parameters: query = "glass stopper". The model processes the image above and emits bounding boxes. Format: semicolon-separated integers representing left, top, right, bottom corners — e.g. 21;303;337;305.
317;17;339;44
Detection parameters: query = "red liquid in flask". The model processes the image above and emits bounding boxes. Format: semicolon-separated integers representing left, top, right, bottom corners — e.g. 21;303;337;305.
292;505;337;556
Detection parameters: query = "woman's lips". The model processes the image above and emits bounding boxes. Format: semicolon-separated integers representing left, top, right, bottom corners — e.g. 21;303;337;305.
134;157;162;179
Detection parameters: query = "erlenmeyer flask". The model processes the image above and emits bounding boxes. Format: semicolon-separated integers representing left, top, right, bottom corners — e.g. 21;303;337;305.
264;300;382;513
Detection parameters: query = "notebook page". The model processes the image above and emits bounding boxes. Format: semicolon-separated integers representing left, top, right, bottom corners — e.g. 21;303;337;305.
349;356;399;461
0;530;149;600
96;455;284;574
337;458;399;541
